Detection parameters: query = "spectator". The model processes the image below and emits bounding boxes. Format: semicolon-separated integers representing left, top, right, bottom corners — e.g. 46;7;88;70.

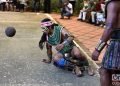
90;0;103;25
60;0;73;19
77;0;89;21
69;0;76;12
95;1;105;27
78;0;95;23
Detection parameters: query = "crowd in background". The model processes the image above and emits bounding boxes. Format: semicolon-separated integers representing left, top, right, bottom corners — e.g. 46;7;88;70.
0;0;107;27
0;0;28;12
59;0;107;27
77;0;106;27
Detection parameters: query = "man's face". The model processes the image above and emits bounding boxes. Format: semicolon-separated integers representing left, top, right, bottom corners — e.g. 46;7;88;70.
42;26;51;34
41;20;53;34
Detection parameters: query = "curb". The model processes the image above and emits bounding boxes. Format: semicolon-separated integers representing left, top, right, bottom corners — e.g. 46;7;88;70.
45;14;100;73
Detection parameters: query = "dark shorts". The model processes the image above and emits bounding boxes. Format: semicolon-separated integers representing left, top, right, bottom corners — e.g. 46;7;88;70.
53;58;67;69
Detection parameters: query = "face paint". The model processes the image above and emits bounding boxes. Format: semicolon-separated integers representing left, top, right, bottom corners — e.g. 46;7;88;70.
41;27;48;30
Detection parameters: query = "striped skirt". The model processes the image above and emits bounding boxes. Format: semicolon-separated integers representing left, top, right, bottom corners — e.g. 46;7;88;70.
102;39;120;70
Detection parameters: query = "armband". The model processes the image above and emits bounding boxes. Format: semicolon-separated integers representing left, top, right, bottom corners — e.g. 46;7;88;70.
95;39;107;52
63;40;69;46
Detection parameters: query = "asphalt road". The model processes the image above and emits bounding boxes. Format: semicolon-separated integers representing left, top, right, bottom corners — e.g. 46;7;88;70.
0;12;100;86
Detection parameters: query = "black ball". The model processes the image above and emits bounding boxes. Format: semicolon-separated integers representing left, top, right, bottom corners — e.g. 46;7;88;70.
5;27;16;37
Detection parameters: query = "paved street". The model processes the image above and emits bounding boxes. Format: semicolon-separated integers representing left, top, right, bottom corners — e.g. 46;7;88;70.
0;12;100;86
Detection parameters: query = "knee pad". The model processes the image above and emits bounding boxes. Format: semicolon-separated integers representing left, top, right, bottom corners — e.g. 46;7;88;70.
53;58;66;69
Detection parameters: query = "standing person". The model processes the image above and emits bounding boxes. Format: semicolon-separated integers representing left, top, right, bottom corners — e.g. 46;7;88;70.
92;0;120;86
69;0;76;12
44;0;51;13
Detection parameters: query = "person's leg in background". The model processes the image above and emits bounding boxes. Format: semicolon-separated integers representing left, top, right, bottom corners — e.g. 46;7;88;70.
82;11;87;21
91;11;96;24
21;4;25;12
64;11;72;19
16;1;20;12
60;7;66;19
96;12;105;27
78;10;83;20
71;46;94;76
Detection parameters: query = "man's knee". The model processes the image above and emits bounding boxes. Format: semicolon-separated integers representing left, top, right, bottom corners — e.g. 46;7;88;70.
53;57;66;69
53;55;60;62
72;47;82;58
53;53;63;61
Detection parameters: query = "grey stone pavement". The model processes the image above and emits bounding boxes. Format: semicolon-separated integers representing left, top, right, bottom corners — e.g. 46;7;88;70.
0;12;100;86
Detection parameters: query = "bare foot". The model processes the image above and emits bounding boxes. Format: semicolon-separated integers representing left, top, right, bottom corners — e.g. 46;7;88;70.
87;66;94;76
73;66;84;77
42;59;51;64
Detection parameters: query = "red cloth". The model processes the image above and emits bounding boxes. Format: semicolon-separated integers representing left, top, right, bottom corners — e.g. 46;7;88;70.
95;2;102;11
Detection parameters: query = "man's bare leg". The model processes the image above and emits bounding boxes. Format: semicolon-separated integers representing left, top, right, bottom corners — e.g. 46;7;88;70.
99;68;111;86
71;46;94;76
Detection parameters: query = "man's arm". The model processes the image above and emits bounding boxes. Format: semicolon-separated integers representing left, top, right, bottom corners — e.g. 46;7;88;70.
55;27;74;51
61;28;74;45
46;43;52;63
92;2;118;60
97;2;118;48
39;32;46;50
